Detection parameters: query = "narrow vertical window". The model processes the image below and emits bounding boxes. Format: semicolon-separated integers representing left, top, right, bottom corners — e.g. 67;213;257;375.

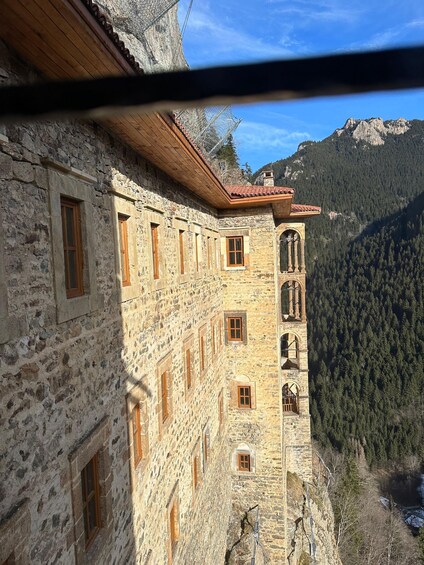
151;223;160;280
118;214;131;287
218;389;224;430
237;452;251;472
195;233;200;272
178;230;185;275
226;236;244;267
237;385;252;408
169;500;179;554
219;319;223;349
186;348;192;391
211;322;216;356
207;236;211;269
200;334;205;372
193;454;199;490
132;403;143;466
203;429;209;469
81;454;101;547
161;371;169;423
61;197;84;298
228;317;243;342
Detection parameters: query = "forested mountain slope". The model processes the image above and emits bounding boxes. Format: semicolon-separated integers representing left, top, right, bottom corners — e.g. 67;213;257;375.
308;193;424;465
255;118;424;265
255;118;424;465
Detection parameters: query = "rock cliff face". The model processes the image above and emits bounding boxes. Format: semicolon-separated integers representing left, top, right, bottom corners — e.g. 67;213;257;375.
335;117;410;145
96;0;188;71
286;469;342;565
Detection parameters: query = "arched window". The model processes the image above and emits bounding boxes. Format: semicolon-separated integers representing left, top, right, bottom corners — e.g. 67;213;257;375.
281;333;299;369
282;383;299;414
281;281;303;321
280;230;303;273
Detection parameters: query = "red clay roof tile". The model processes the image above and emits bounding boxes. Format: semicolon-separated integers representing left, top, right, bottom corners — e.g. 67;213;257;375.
226;185;294;198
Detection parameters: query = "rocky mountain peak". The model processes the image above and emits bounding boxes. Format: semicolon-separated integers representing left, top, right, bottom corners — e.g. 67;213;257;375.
336;117;410;145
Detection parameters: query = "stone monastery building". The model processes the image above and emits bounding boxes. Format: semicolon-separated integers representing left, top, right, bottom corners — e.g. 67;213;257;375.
0;2;330;564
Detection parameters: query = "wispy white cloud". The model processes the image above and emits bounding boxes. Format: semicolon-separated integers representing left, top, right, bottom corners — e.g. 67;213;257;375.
236;120;311;151
267;0;362;24
180;3;297;64
347;18;424;50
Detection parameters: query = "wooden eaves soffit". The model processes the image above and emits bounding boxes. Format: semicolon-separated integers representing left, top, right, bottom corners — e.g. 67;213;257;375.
0;0;320;219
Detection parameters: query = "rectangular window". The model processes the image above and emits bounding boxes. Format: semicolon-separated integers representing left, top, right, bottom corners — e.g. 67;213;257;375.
193;454;199;490
169;500;179;554
178;230;185;275
118;214;131;287
132;403;143;466
228;317;243;342
61;197;84;298
203;429;209;469
81;454;101;547
218;389;224;430
207;236;211;269
211;322;216;356
200;334;205;373
226;236;244;267
237;385;252;408
151;223;160;280
185;348;192;391
219;319;223;349
237;453;251;472
195;233;200;272
161;371;169;423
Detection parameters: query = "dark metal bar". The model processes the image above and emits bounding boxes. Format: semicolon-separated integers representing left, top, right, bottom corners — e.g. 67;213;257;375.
0;45;424;122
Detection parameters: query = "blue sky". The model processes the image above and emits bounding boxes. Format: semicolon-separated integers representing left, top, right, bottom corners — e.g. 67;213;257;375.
178;0;424;171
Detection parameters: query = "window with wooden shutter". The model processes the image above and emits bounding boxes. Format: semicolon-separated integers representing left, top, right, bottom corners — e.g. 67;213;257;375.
169;499;179;553
237;385;252;408
228;316;243;342
186;348;192;390
151;223;160;280
226;236;244;267
118;214;131;286
132;403;143;466
161;370;169;423
179;230;185;275
81;454;101;547
195;233;200;272
61;197;84;298
237;452;251;472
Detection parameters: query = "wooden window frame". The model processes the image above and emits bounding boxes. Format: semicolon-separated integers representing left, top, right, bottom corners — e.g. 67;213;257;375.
230;380;257;410
69;418;112;564
183;336;195;397
157;355;173;438
224;311;247;345
132;403;143;466
0;500;30;565
126;382;150;490
198;325;207;377
61;197;84;299
218;389;224;433
161;370;169;423
195;233;200;272
81;453;102;548
227;316;243;342
166;487;180;564
237;385;252;409
151;223;160;280
202;426;210;472
178;230;185;275
226;236;244;267
118;214;131;287
237;452;251;472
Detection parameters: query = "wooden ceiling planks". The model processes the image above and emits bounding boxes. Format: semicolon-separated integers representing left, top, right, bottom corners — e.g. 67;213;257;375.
0;0;302;216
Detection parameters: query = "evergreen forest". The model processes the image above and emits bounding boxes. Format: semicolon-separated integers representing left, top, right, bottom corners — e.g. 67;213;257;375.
255;119;424;466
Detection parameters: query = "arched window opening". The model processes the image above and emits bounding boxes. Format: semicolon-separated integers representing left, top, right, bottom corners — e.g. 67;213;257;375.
281;333;299;369
280;230;304;273
281;281;303;321
282;383;299;414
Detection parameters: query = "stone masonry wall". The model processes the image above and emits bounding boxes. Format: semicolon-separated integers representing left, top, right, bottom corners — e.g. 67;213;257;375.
219;208;287;564
0;40;230;565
